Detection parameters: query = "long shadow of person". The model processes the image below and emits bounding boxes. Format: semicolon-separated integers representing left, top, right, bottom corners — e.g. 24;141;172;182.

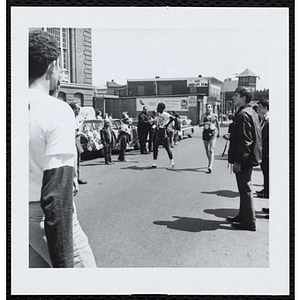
204;208;268;220
153;216;234;232
167;167;207;173
201;190;239;198
204;208;240;219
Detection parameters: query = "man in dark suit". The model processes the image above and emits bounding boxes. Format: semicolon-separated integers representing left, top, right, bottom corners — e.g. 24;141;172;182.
226;87;262;231
257;99;269;199
257;99;270;219
138;106;152;154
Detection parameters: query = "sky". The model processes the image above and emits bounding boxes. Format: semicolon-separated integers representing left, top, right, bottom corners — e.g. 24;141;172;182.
91;8;288;90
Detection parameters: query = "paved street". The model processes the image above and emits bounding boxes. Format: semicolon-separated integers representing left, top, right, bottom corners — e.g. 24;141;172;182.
75;126;269;268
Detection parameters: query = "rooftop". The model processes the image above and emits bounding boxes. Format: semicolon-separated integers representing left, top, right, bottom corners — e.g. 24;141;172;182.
237;68;258;77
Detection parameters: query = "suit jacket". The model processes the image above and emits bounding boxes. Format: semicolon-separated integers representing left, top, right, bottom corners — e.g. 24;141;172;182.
228;105;262;166
100;127;113;146
261;113;269;158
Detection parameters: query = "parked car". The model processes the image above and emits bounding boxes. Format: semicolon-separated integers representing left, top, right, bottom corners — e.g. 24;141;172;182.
179;115;192;126
179;123;194;139
80;118;140;158
177;115;194;139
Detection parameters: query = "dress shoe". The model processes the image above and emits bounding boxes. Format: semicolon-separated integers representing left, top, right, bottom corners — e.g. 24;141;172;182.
231;222;256;231
262;208;269;213
226;216;243;223
78;179;87;184
264;215;269;219
256;193;268;198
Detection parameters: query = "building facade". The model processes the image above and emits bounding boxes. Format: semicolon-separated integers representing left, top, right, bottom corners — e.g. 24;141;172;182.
95;76;223;124
39;27;95;106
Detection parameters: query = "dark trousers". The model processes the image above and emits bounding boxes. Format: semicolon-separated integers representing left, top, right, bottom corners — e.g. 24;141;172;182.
148;129;154;152
118;134;128;161
235;165;256;225
103;144;112;164
153;136;173;160
261;156;269;197
138;129;148;153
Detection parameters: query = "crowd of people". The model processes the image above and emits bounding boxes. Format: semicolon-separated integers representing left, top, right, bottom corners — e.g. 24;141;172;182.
27;29;269;268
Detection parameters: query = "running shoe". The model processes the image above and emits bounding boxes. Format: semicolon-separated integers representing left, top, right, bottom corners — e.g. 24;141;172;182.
166;163;175;170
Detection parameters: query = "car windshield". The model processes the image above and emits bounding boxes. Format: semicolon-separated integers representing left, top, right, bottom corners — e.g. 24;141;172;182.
81;120;104;133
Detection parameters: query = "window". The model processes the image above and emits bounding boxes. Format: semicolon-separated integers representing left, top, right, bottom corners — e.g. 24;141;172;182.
46;28;69;71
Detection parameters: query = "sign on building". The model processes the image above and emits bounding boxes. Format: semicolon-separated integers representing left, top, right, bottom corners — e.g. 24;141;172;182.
136;97;189;111
187;78;208;87
188;96;197;107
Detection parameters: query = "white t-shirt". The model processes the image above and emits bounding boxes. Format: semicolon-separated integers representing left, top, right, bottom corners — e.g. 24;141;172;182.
157;111;172;128
28;89;77;202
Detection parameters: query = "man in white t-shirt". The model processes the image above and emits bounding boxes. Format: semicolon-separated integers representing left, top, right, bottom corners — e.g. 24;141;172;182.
28;29;96;267
149;103;175;169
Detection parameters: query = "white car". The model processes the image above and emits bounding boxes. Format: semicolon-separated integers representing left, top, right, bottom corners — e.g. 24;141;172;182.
179;115;192;126
177;116;194;139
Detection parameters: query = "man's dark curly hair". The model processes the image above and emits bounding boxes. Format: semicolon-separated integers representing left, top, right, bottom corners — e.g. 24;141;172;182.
29;29;60;81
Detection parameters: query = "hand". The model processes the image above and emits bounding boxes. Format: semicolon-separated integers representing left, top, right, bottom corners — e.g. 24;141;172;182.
233;162;241;174
73;177;79;197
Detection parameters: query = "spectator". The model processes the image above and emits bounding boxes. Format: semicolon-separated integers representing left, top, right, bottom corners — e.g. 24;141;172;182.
226;87;262;231
28;29;96;267
69;102;87;185
149;103;175;170
100;120;114;165
199;104;220;173
148;110;157;152
138;106;152;154
173;111;181;145
117;116;131;162
257;99;269;218
96;110;103;120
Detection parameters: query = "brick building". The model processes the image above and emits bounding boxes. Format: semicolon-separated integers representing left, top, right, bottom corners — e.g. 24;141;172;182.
94;76;223;124
38;28;95;107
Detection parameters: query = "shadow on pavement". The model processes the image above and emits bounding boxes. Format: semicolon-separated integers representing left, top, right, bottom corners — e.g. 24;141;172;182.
168;167;207;173
120;165;154;171
214;155;228;161
81;162;106;167
201;190;239;198
204;208;239;218
204;208;269;220
153;216;235;232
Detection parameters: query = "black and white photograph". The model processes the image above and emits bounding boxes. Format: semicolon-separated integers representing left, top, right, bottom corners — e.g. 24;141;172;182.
10;5;291;296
